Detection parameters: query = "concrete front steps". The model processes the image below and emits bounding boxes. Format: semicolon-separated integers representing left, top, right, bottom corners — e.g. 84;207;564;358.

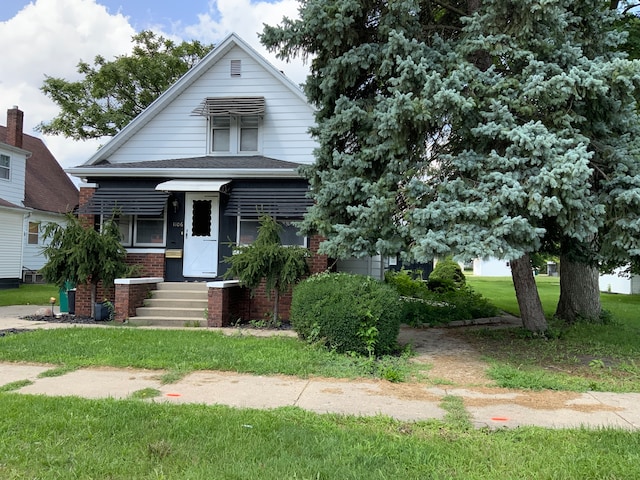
128;282;208;327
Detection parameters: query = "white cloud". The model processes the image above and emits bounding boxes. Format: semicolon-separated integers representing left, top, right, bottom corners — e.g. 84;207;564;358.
0;0;309;179
0;0;135;172
182;0;309;84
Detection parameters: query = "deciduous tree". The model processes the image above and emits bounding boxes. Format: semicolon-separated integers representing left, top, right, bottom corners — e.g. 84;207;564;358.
38;31;213;140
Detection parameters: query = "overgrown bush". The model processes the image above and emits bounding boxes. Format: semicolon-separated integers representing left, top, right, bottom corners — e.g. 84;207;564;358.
428;258;466;293
385;269;499;326
290;272;401;356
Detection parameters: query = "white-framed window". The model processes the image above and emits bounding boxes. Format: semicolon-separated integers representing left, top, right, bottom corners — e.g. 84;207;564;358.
209;115;261;154
0;154;10;180
238;217;306;247
105;212;167;247
28;222;39;245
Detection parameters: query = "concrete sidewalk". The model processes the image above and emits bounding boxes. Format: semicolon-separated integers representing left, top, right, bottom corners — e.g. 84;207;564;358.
1;306;639;430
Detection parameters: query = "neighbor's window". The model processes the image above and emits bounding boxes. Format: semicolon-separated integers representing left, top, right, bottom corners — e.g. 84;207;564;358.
0;154;10;180
238;217;305;247
28;222;39;245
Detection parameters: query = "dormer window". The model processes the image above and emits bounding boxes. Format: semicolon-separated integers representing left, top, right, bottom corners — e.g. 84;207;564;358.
192;97;265;155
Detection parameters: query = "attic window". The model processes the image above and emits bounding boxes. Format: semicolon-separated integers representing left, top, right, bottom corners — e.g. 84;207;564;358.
230;59;241;77
191;97;266;116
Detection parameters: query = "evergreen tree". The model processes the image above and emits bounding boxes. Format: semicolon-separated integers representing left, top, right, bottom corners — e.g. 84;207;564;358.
263;0;640;332
224;215;310;324
41;215;130;317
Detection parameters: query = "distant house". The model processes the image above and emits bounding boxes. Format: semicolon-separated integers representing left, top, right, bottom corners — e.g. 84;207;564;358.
67;33;381;324
472;257;512;277
599;268;640;295
0;107;79;288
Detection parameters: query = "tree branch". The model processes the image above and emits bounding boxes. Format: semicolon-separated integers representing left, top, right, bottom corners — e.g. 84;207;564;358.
433;0;468;17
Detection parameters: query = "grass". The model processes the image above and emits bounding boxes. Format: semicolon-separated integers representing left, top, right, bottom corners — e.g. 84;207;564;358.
467;275;640;392
0;327;420;382
1;393;639;479
0;283;59;306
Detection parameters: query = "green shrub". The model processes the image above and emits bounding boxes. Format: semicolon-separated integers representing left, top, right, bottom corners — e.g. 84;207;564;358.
290;272;401;356
386;267;499;326
384;269;430;298
428;258;466;293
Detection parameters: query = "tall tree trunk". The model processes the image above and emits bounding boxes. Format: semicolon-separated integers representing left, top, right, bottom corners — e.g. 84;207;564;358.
90;282;97;318
555;254;601;323
511;254;548;332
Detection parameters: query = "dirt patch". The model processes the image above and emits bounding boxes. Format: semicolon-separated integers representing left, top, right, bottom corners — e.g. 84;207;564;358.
399;326;495;386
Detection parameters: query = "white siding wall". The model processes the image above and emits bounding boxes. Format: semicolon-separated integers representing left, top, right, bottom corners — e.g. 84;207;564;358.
106;46;317;165
0;146;27;206
599;268;640;295
473;257;512;277
22;211;67;270
0;209;25;279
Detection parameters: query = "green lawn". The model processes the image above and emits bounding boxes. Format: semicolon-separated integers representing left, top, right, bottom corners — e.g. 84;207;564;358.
0;283;58;306
1;394;639;479
467;275;640;392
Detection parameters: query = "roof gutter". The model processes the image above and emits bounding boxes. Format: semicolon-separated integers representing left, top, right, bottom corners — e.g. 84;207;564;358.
66;167;303;181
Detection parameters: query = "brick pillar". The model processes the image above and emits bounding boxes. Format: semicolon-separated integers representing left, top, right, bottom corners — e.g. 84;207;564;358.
309;234;331;273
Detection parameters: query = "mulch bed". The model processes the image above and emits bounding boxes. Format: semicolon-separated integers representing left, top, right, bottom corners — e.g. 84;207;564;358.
22;314;100;324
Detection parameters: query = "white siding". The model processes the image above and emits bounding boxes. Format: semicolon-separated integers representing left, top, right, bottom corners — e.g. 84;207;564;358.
0;209;25;279
600;268;640;295
22;211;67;270
473;257;512;277
0;145;27;206
106;46;317;165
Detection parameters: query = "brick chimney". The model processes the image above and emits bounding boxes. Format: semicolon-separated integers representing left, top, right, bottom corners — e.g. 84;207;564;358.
7;106;24;149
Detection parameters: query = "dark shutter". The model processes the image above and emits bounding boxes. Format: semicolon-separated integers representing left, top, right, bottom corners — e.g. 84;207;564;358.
79;189;168;216
225;186;312;218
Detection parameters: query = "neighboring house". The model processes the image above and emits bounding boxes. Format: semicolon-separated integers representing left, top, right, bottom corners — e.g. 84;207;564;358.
0;107;79;288
472;257;512;277
599;268;640;295
67;33;379;322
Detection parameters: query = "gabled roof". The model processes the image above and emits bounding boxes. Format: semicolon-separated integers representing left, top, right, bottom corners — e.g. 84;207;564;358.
82;33;310;167
0;127;78;214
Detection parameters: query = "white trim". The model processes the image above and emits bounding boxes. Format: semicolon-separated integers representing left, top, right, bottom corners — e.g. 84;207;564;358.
125;248;166;254
155;179;231;192
207;280;241;289
67;167;301;179
115;277;164;285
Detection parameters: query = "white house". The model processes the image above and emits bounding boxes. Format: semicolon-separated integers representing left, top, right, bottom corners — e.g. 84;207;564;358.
66;33;381;321
0;107;79;288
599;268;640;295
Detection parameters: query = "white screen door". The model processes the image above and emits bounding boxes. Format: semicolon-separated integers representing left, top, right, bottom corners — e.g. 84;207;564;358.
183;192;219;277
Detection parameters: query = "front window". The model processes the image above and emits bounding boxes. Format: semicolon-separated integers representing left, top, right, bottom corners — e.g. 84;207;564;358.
238;217;305;246
240;116;259;152
212;117;231;152
210;115;261;154
107;213;166;247
0;154;10;180
28;222;39;245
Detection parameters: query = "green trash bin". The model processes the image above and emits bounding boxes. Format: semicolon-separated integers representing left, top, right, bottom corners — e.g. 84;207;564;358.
59;288;68;313
59;280;75;313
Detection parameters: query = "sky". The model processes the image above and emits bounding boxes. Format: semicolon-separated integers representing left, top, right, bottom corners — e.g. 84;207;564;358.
0;0;309;180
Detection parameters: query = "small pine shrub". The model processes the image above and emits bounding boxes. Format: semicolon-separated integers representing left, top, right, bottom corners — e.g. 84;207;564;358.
428;258;466;293
384;269;430;298
290;272;401;356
